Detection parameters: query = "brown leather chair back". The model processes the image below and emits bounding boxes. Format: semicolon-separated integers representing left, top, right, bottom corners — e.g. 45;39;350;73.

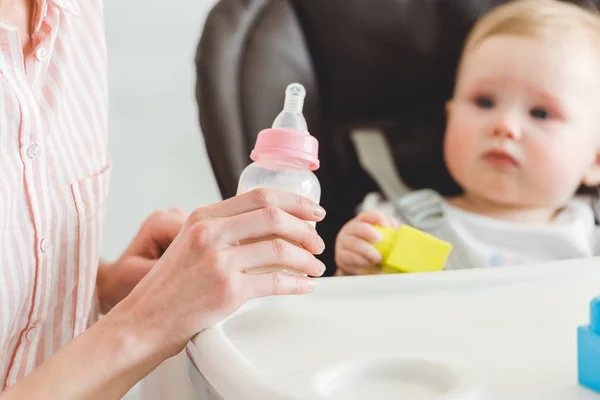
195;0;599;276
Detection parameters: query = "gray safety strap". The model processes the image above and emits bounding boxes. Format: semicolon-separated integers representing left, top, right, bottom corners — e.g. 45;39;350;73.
350;129;475;270
350;129;412;201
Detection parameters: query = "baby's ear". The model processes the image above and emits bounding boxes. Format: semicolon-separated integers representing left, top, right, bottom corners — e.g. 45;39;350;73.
583;150;600;187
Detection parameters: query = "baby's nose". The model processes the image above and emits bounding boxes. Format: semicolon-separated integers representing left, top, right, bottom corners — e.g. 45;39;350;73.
491;116;521;140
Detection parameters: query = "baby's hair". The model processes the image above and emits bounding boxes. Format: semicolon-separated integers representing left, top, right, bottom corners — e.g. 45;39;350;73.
462;0;600;58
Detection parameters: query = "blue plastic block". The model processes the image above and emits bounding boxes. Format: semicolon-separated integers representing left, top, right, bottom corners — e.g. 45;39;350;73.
578;297;600;393
591;297;599;335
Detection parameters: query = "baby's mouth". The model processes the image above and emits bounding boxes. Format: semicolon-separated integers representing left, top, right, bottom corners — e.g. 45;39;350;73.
481;149;520;168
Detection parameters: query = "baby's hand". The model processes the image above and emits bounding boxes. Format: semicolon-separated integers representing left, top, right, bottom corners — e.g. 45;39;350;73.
335;210;398;276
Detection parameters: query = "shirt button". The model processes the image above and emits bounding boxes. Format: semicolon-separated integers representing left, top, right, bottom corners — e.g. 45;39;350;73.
26;326;37;341
35;47;47;61
40;238;49;252
27;144;41;160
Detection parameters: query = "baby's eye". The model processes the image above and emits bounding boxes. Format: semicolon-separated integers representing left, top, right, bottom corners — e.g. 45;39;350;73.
475;96;494;109
530;107;550;120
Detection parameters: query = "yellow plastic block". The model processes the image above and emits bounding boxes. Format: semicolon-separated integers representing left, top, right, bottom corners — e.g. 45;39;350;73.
373;225;452;273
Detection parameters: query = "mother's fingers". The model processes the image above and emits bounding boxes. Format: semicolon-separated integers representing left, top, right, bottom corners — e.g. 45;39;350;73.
243;272;317;299
227;238;326;277
188;189;325;223
217;207;325;254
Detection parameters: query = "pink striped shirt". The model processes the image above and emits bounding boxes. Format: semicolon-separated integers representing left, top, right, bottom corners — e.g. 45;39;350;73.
0;0;109;389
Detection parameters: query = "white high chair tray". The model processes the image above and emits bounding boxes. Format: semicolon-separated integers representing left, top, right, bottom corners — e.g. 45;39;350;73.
187;257;600;400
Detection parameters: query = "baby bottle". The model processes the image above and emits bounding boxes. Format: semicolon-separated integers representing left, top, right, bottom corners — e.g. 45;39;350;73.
237;83;321;274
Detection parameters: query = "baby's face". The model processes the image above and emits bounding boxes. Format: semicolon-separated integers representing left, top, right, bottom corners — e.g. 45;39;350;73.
445;34;600;210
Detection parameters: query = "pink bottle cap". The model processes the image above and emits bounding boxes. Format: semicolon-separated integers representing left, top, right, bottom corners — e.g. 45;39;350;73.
250;127;320;170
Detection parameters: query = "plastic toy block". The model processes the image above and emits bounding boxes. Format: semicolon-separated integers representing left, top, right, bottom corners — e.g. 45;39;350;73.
578;296;600;393
373;225;452;273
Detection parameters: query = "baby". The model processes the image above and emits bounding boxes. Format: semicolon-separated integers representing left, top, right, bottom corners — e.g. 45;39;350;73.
335;0;600;275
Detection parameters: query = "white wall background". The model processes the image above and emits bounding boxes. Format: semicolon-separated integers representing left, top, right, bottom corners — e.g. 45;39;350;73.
103;0;222;398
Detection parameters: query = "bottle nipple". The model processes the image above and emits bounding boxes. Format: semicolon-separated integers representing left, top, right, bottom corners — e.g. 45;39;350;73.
271;83;308;133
